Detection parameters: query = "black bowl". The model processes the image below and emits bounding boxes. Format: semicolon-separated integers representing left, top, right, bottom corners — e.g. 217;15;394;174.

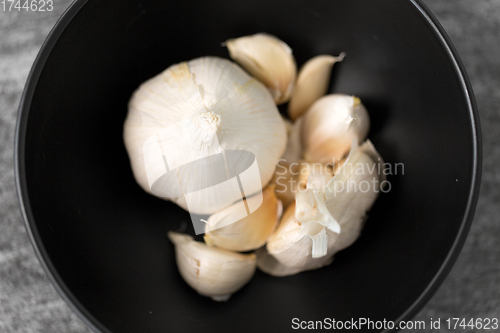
15;0;481;332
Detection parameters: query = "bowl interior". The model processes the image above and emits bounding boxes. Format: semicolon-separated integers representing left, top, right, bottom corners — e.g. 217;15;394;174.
19;0;478;332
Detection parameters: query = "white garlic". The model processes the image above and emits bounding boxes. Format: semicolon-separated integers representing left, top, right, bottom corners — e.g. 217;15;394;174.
124;57;287;215
168;231;256;302
257;139;384;277
204;186;282;252
301;94;370;164
288;54;345;120
225;33;297;105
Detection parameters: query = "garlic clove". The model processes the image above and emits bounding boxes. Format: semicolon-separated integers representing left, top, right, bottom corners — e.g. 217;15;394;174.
280;116;303;167
225;33;297;104
301;94;370;164
124;57;287;215
267;202;340;264
271;117;303;208
258;202;340;276
272;162;298;209
168;231;256;301
288;54;346;120
204;186;282;252
255;246;334;277
297;161;334;192
324;139;384;252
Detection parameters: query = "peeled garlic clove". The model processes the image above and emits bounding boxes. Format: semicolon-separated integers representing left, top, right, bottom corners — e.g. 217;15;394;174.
204;186;282;252
168;231;256;302
301;94;370;164
324;139;384;252
124;57;287;215
225;33;297;104
257;202;339;276
288;54;345;120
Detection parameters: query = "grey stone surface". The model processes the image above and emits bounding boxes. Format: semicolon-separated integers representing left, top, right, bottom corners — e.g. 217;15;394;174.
0;0;498;332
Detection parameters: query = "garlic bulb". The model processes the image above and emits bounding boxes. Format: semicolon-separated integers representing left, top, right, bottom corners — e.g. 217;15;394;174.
204;186;282;252
124;57;287;215
288;54;345;120
256;202;340;277
168;231;256;301
257;139;384;277
225;33;297;104
302;94;370;164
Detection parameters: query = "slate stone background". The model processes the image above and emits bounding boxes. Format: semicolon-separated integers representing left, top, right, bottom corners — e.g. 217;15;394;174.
0;0;498;332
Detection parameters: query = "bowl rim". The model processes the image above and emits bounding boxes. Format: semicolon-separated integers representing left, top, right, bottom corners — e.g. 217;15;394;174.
14;0;482;332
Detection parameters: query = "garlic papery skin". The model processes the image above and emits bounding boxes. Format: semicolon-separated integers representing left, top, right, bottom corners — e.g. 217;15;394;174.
204;186;282;252
225;33;297;105
294;189;341;258
124;57;287;215
323;139;384;253
301;94;370;164
168;231;256;302
288;54;345;120
256;202;340;277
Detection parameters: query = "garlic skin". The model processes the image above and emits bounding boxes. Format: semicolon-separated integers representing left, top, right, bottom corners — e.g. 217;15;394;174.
288;54;345;120
124;57;287;215
225;33;297;104
204;186;282;252
168;231;256;302
257;139;384;277
301;94;370;164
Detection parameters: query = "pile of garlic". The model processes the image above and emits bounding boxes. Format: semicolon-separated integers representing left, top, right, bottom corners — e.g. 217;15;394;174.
123;33;385;301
